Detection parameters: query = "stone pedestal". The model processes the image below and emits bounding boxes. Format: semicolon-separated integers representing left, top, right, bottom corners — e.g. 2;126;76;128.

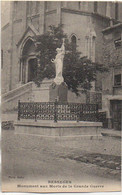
49;82;68;102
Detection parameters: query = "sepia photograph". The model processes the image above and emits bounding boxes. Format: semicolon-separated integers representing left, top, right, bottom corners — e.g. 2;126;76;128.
1;0;122;193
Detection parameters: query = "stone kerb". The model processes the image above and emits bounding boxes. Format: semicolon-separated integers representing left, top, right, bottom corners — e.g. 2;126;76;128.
14;120;102;138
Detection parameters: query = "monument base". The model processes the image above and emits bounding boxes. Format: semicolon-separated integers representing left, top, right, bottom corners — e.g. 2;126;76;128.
49;82;68;102
14;120;102;138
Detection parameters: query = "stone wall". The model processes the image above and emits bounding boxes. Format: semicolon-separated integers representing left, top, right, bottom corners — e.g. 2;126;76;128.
62;12;89;57
101;26;122;128
103;32;122;66
102;28;122;95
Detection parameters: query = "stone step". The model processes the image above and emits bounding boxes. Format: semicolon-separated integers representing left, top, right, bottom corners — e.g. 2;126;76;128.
101;129;121;139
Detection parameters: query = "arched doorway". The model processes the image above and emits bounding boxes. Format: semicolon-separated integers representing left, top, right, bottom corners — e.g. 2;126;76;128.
71;35;77;51
20;38;38;84
28;58;37;82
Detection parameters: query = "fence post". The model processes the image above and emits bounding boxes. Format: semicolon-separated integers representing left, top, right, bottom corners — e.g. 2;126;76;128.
54;99;58;123
77;105;80;122
35;104;37;122
18;100;20;121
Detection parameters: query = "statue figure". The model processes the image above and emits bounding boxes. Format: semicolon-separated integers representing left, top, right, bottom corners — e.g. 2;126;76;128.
51;39;65;85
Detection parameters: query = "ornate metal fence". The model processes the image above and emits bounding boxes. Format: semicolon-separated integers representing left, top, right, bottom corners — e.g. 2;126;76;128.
97;111;108;128
86;91;102;109
18;100;99;122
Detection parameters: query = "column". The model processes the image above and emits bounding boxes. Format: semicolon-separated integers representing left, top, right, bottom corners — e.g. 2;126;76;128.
39;1;45;34
106;2;111;18
90;32;96;92
22;1;27;30
85;36;89;58
56;2;62;25
9;1;14;90
92;37;96;63
87;36;90;59
20;59;23;83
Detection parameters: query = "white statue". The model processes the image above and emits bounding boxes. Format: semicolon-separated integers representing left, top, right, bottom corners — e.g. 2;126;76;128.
51;39;65;85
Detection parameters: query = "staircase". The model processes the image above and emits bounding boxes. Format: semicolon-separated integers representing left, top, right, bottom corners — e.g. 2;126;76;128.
2;82;33;113
2;79;53;113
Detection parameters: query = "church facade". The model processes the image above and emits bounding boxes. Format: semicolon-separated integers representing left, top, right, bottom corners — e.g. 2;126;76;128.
1;2;122;129
2;1;122;93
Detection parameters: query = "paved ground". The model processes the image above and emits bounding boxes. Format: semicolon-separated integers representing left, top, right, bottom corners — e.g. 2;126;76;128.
2;127;121;193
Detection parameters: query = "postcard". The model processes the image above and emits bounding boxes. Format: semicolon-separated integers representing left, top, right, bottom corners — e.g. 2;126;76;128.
1;1;121;193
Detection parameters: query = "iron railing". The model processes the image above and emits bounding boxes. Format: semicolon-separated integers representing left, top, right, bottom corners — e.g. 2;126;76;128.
97;111;108;128
86;91;102;109
18;100;99;122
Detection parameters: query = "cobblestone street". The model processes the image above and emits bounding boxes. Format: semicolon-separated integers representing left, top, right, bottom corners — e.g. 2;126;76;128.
2;129;121;187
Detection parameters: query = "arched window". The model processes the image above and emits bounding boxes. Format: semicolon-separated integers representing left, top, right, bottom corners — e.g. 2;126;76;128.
71;35;77;51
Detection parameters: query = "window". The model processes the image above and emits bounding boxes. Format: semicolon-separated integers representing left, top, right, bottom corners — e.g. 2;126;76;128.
114;37;121;48
114;74;121;86
71;35;77;51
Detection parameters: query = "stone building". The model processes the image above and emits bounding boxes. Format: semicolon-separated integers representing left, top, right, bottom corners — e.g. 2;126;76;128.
1;1;122;126
102;23;122;130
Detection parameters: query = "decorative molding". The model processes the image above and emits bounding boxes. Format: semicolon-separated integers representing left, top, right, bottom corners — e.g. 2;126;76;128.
16;23;40;47
69;33;78;41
